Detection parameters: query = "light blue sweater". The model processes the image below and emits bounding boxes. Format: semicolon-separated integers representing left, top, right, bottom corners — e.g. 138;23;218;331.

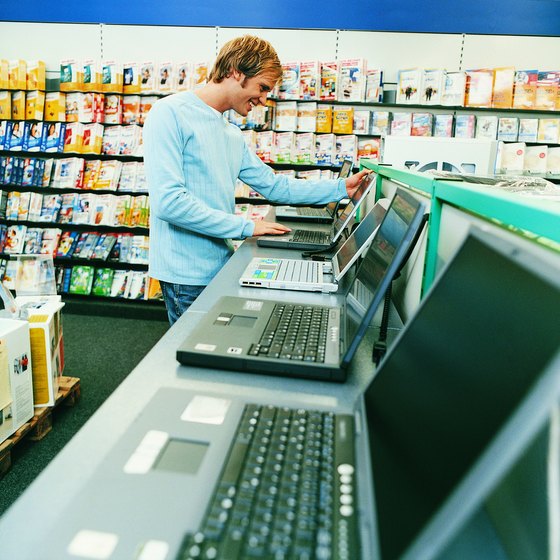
143;91;347;285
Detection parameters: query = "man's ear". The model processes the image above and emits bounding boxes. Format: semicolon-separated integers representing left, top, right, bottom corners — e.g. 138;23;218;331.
230;69;244;82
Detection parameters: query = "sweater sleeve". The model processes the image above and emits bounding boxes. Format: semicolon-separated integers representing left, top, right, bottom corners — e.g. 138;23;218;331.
143;101;255;239
238;142;348;205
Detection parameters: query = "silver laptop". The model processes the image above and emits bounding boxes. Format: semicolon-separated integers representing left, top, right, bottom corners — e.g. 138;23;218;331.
240;198;389;293
257;171;375;251
35;228;560;560
178;188;426;381
274;158;353;223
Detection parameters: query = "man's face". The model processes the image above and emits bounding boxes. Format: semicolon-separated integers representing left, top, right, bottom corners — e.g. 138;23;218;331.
232;71;277;116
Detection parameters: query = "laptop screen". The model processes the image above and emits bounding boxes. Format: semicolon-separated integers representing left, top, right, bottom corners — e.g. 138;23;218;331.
342;188;426;364
333;201;388;279
365;230;560;559
331;172;374;238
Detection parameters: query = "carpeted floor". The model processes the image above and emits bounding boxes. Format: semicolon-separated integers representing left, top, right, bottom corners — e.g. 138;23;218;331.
0;311;169;517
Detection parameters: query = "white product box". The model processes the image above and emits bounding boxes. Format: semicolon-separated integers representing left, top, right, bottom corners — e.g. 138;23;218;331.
0;319;34;445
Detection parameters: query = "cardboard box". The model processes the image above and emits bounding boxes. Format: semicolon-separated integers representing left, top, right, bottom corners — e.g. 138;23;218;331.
16;297;65;407
0;319;34;445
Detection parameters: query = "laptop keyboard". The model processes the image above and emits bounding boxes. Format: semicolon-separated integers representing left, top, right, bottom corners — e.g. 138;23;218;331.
297;207;328;217
276;260;322;284
248;304;329;362
176;404;359;560
291;230;331;245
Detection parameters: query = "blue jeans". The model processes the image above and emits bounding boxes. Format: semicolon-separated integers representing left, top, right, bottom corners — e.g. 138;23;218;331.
160;282;206;326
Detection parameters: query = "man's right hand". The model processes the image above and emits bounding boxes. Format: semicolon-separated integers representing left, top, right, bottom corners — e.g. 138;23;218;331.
251;220;292;236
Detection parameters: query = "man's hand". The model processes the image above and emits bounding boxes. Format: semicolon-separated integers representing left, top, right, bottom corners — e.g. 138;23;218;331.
344;169;372;198
251;220;292;236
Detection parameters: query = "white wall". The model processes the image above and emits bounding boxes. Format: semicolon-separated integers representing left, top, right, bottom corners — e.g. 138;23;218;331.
1;22;559;80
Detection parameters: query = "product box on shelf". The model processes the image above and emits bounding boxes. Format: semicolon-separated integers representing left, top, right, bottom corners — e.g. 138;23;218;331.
0;318;34;445
15;296;65;408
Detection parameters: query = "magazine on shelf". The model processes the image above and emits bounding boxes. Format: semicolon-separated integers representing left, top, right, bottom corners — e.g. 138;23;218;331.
523;145;548;174
397;68;422;104
38;194;62;223
492;67;515;108
433;114;454;138
92;268;115;297
454;114;476;138
39;228;62;256
25;90;46;121
299;61;320;100
157;61;174;94
274;132;296;164
497;117;519;142
390;112;413;136
68;266;95;295
475;116;498;140
81;123;104;155
337;59;366;102
365;69;383;103
411;113;433;137
123;62;141;94
353;110;370;135
45;92;66;122
293;133;315;164
279;62;300;100
537;118;560;144
274;101;298;131
464;69;494;108
58;193;79;224
535;71;559;111
101;60;123;94
335;135;357;166
517;119;539;143
55;231;80;258
315;105;332;134
296;102;317;132
357;138;380;161
370;111;391;135
110;270;130;298
255;131;275;163
319;61;338;101
332;107;354;135
175;61;191;91
22;228;43;255
91;233;118;260
441;71;466;106
420;68;445;105
496;142;526;173
315;133;336;165
64;123;85;154
4;225;27;254
60;59;81;91
547;147;560;174
512;70;538;109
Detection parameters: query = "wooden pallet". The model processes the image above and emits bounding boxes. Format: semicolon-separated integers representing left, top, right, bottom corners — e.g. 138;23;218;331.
0;376;81;477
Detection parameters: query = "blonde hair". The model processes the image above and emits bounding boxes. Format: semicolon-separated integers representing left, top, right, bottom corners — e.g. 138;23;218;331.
209;35;282;83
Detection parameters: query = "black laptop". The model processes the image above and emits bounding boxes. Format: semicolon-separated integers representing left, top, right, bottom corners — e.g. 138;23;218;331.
257;171;375;251
177;188;427;381
274;158;353;224
40;227;560;560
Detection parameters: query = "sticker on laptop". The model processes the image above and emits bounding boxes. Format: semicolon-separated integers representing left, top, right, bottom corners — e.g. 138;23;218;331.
181;395;231;425
243;300;263;311
194;343;216;352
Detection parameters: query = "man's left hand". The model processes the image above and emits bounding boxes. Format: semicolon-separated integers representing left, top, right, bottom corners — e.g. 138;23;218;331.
345;169;372;198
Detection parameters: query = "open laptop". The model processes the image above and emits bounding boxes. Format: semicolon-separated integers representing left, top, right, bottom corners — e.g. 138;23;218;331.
239;198;389;293
40;228;560;560
177;188;426;381
274;158;353;223
257;171;375;251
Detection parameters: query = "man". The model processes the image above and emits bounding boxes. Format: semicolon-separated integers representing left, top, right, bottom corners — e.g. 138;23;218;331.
144;35;369;325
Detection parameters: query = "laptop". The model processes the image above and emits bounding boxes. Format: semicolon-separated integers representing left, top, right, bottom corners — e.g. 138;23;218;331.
177;188;427;381
274;158;353;223
41;227;560;560
257;171;375;251
239;198;389;293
